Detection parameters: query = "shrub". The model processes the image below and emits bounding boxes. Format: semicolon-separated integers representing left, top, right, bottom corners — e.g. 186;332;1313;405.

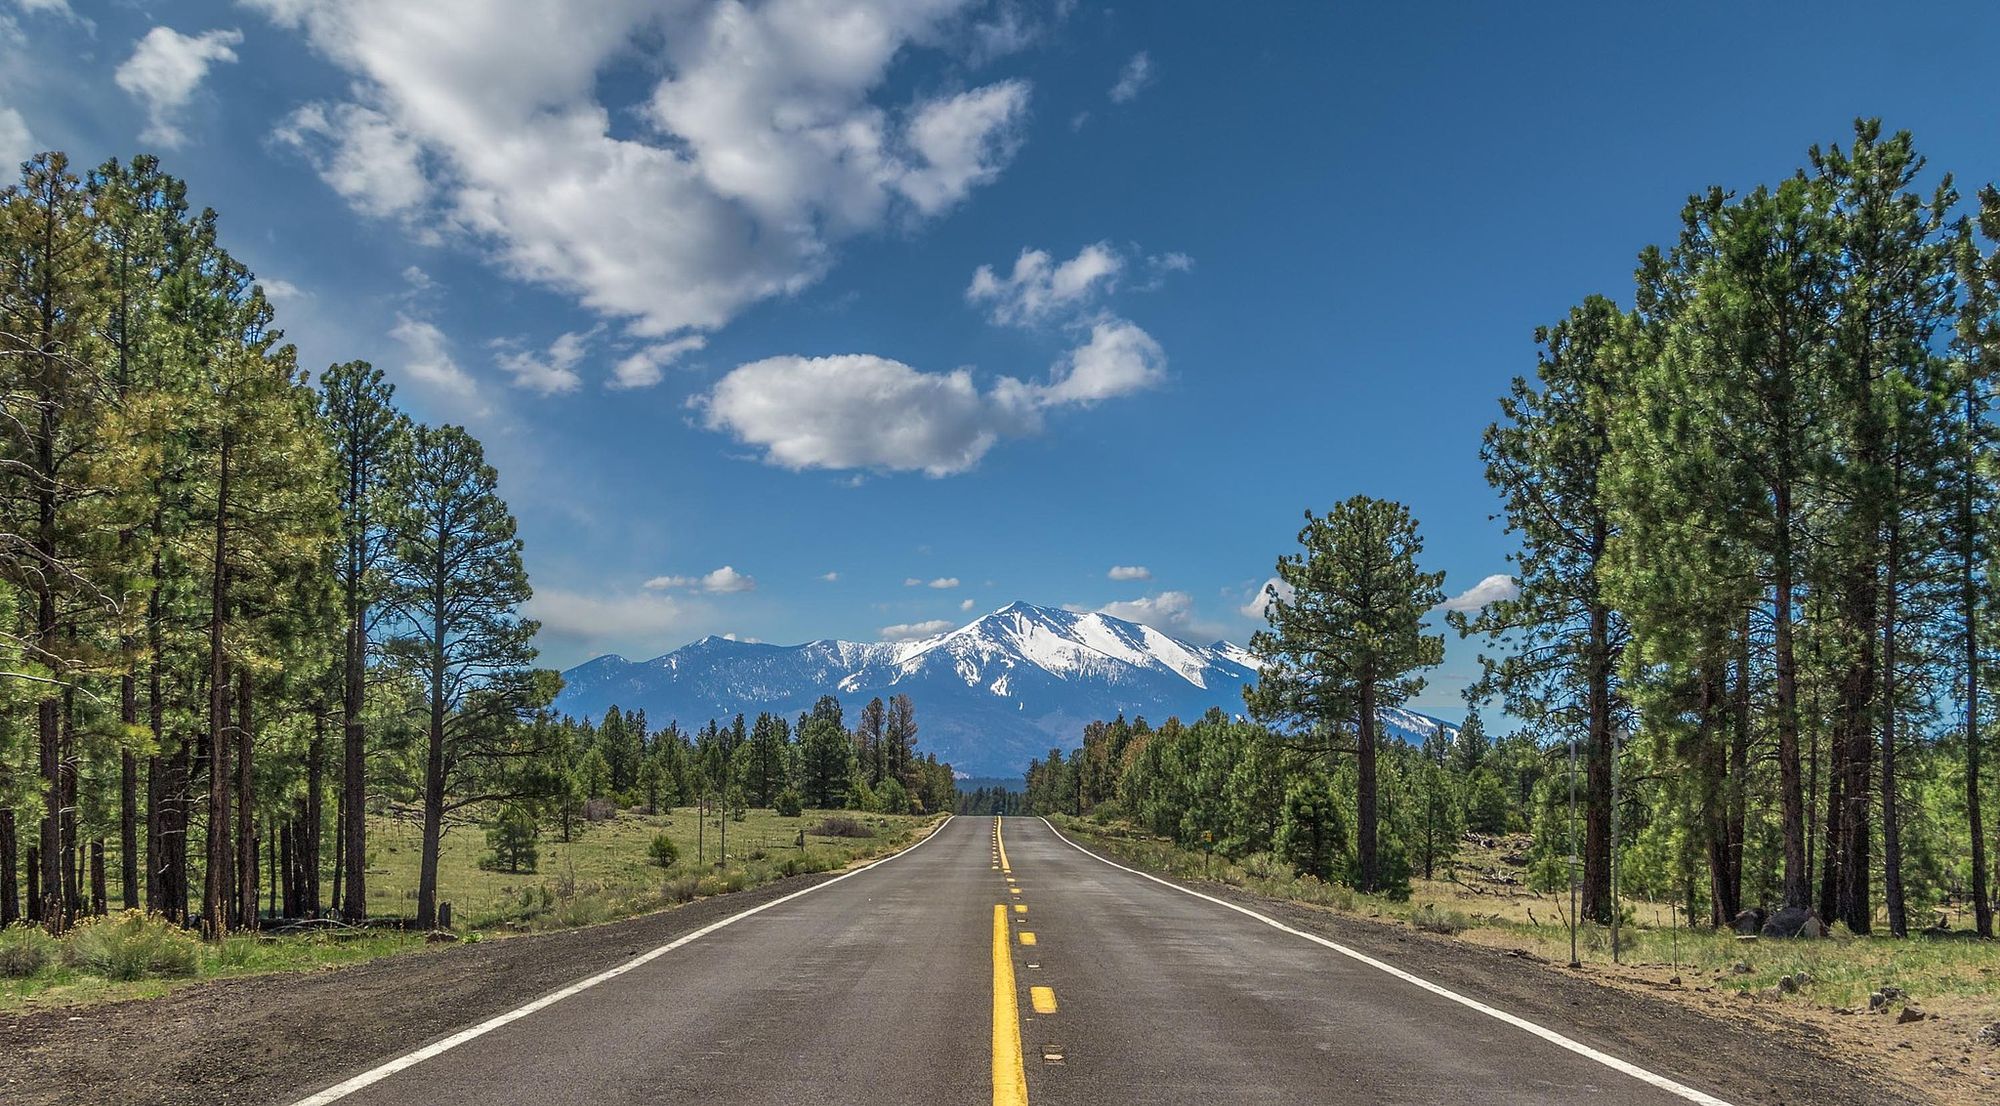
1410;903;1471;936
481;806;541;873
775;789;803;817
809;815;872;839
0;923;58;978
61;911;200;981
647;831;680;868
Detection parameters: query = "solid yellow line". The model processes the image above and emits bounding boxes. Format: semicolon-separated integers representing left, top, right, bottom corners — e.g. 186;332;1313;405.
993;904;1028;1106
1019;931;1037;946
997;820;1011;873
1030;986;1058;1015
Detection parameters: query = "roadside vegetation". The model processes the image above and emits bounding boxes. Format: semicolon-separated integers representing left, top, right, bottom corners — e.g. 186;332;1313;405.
2;805;936;1012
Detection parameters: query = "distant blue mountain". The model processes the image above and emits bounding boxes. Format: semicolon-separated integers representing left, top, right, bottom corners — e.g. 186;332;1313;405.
554;601;1455;778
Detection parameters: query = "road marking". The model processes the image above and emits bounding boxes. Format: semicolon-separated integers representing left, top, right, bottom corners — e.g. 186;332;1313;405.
1019;931;1037;945
992;903;1029;1106
996;819;1011;873
1008;886;1021;896
1041;819;1736;1106
1014;904;1027;914
285;816;956;1106
1029;986;1058;1014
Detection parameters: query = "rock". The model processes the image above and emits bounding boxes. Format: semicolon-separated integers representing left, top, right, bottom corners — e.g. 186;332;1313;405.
1898;1006;1928;1024
1879;985;1908;1002
1730;960;1753;974
1776;974;1798;994
1869;991;1891;1012
1732;908;1767;935
1791;970;1813;986
1759;906;1826;939
1975;1022;2000;1047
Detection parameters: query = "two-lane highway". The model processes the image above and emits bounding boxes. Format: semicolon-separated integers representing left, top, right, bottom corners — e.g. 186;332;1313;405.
284;815;1739;1105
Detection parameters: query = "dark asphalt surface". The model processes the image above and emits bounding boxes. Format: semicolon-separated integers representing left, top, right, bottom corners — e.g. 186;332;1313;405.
282;816;1747;1105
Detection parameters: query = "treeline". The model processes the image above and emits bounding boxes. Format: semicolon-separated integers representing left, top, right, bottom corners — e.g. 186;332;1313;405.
543;694;956;829
1036;121;2000;937
0;151;555;936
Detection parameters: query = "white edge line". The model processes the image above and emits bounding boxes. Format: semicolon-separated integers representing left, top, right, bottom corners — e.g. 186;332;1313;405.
287;814;955;1106
1039;817;1736;1106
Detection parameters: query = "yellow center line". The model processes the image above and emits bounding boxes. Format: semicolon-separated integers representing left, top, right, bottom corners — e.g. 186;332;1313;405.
1019;931;1036;946
1029;986;1058;1015
996;820;1011;873
1014;904;1027;914
992;904;1028;1106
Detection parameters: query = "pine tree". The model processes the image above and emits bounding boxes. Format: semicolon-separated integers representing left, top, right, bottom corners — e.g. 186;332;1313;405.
1246;495;1444;893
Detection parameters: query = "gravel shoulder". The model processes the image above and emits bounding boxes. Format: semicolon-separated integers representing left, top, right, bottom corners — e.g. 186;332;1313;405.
1056;826;1987;1106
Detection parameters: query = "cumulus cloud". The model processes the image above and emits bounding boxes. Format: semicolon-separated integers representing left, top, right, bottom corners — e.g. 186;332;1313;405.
1107;565;1151;581
528;586;695;659
1094;591;1226;640
1239;576;1296;621
387;313;476;397
880;619;955;641
250;0;1033;338
610;335;706;391
115;26;243;148
645;565;757;594
1109;50;1152;103
494;330;591;396
820;571;841;582
960;597;975;611
0;106;35;171
967;242;1122;327
928;577;960;589
696;319;1164;476
1435;574;1520;613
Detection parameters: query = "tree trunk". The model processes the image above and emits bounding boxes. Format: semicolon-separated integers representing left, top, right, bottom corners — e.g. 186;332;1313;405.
1964;384;1992;937
341;618;367;921
144;570;166;914
236;670;257;930
1582;598;1613;923
1881;507;1907;937
60;689;79;923
26;845;41;923
1356;672;1379;894
0;808;18;926
1727;623;1751;914
120;676;139;910
89;840;106;915
305;703;325;917
416;649;447;930
204;438;232;939
1772;481;1810;910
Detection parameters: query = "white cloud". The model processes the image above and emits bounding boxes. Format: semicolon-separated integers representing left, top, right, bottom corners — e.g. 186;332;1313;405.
1239;576;1296;621
257;277;306;305
1107;565;1150;581
274;102;430;218
528;586;695;658
252;0;1032;338
1109;50;1152;103
1094;590;1224;640
645;566;757;594
927;577;960;589
610;335;705;391
387;313;476;397
960;597;975;611
1037;318;1166;406
880;619;955;641
115;27;243;148
495;330;592;396
696;317;1164;476
1436;574;1520;614
820;571;841;582
967;242;1123;327
0;106;35;171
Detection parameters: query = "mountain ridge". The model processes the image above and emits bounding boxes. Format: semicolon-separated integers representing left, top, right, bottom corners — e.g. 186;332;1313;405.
553;601;1454;777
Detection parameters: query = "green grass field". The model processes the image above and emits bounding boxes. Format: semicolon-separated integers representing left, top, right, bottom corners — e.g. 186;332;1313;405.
1;805;938;1013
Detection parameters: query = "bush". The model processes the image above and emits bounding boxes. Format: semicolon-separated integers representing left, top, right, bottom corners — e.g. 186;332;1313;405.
647;831;680;868
481;807;541;873
1410;903;1472;936
808;815;872;839
775;789;803;817
61;911;200;981
0;923;58;977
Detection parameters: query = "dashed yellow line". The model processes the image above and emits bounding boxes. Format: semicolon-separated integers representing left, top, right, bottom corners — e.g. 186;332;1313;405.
1014;904;1027;914
1019;931;1036;946
1029;986;1058;1015
992;904;1028;1106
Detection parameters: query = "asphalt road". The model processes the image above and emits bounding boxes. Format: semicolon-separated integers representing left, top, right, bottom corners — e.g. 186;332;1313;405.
282;815;1744;1106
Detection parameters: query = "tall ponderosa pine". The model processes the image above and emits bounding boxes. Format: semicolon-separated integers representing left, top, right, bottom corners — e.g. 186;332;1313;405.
1246;495;1443;893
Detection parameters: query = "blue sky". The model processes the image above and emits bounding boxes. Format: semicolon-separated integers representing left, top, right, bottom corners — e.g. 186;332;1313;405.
5;1;1998;719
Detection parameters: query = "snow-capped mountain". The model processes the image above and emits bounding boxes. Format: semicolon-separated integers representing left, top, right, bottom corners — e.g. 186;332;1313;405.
554;601;1452;777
